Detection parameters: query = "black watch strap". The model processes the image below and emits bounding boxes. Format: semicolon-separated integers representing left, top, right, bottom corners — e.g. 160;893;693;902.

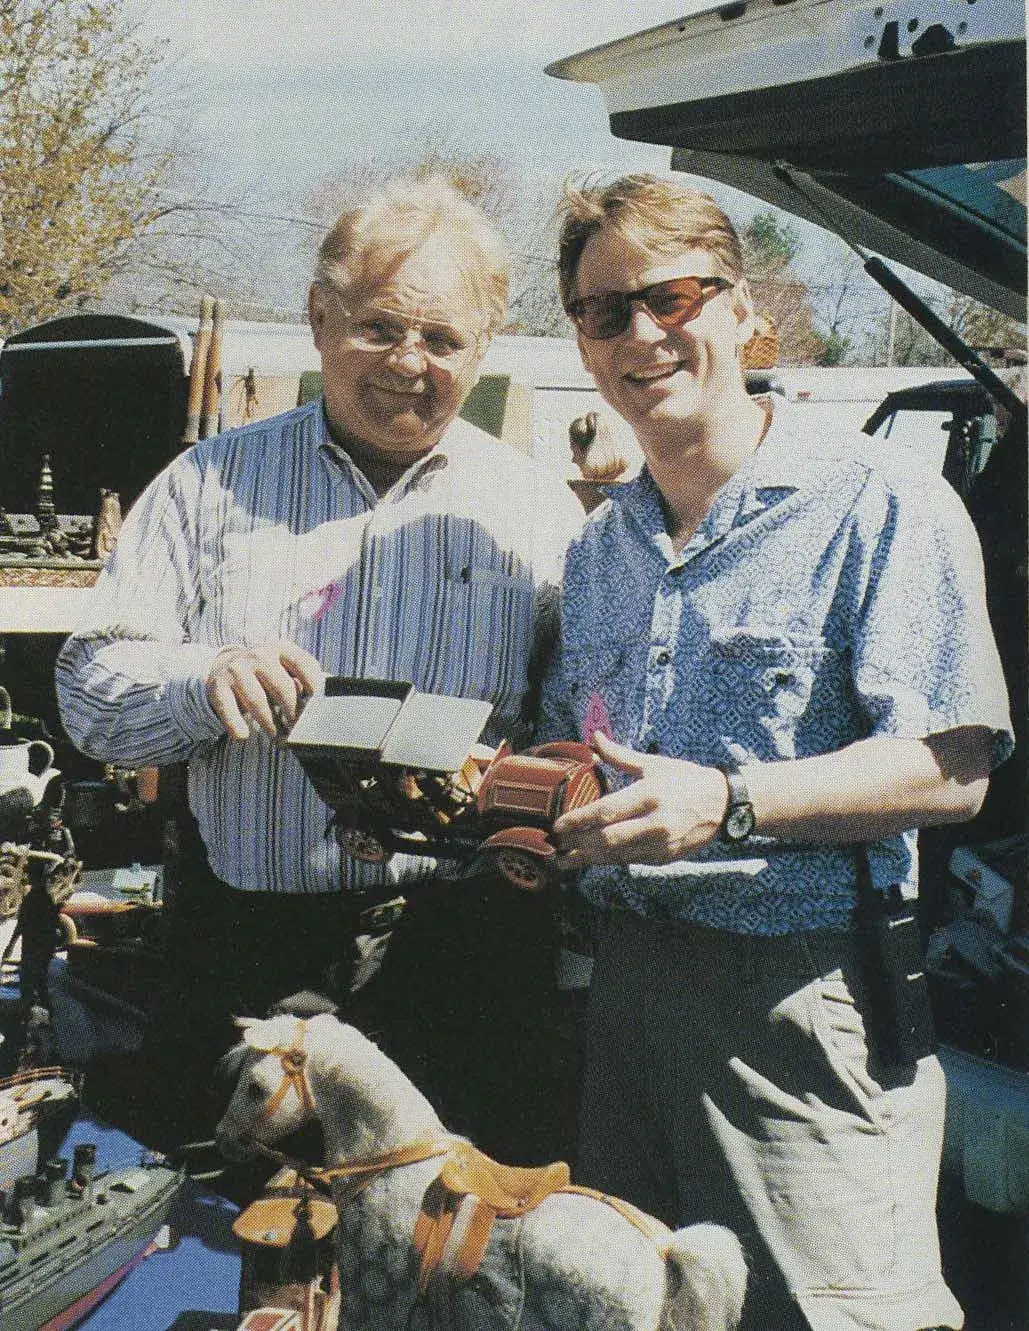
719;766;756;843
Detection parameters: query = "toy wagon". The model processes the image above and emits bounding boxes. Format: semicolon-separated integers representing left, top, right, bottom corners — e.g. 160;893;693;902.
286;678;603;892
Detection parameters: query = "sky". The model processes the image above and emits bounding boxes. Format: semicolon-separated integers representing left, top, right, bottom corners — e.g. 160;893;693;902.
130;0;796;226
119;0;875;325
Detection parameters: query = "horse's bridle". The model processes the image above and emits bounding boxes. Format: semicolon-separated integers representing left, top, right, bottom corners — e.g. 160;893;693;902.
246;1020;317;1133
237;1021;449;1182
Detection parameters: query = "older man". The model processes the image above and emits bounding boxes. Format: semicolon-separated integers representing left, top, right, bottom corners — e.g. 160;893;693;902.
541;175;1013;1331
56;176;583;1155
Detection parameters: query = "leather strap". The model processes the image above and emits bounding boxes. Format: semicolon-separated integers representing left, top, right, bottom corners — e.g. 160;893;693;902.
412;1145;671;1294
560;1184;671;1250
321;1138;453;1204
250;1022;316;1129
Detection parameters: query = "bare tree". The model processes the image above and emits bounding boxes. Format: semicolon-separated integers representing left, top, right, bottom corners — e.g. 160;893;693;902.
0;0;176;328
884;289;1025;369
805;251;881;366
0;0;270;330
946;290;1026;361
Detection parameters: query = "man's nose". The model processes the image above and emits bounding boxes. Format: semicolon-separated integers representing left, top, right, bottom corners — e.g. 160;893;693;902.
627;303;666;342
388;331;429;373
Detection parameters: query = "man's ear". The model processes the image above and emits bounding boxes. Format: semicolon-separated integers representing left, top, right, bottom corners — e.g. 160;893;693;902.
732;279;758;349
308;284;327;352
468;332;491;388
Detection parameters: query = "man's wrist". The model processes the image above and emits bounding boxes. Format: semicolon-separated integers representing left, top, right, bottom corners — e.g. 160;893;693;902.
717;765;757;843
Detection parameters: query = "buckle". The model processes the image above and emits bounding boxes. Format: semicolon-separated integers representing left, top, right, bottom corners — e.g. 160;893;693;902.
358;895;406;935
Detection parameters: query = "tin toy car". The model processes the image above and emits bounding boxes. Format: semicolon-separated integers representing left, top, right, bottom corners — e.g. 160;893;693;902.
286;679;604;892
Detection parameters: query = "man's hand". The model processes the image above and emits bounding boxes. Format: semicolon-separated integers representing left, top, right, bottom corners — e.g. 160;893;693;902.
206;642;324;742
553;732;728;869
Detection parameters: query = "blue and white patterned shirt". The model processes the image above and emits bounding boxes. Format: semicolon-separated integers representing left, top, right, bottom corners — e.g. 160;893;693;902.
57;399;583;895
540;398;1013;934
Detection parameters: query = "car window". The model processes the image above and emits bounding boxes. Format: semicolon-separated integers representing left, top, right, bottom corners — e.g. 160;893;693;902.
869;410;952;473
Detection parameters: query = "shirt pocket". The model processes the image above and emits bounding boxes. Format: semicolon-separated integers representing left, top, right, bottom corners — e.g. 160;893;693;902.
706;628;837;759
431;559;536;702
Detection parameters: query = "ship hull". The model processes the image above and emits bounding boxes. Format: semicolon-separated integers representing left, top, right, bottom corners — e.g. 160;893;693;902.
0;1163;184;1331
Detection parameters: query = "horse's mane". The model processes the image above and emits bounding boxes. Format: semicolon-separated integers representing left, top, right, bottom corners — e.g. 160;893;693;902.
267;990;340;1020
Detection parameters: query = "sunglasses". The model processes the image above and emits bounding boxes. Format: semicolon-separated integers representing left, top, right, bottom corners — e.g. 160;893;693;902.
566;275;734;341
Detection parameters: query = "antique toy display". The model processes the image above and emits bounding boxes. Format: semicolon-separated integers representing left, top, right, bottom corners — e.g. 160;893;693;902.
286;678;605;892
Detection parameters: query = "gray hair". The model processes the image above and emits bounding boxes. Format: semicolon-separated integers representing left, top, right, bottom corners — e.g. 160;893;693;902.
313;174;510;337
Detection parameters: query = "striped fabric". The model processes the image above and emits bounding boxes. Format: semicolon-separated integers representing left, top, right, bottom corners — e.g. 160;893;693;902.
56;400;583;895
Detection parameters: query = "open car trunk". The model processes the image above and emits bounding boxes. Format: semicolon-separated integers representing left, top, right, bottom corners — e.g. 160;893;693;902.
547;0;1026;318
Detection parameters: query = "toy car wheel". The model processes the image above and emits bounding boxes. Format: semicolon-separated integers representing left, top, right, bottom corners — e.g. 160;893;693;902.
493;846;550;893
337;826;389;864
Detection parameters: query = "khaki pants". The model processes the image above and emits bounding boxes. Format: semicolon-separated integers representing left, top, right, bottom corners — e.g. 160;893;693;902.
578;911;963;1331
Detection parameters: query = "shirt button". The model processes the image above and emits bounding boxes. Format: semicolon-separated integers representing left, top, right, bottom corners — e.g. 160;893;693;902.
654;649;671;666
645;740;662;755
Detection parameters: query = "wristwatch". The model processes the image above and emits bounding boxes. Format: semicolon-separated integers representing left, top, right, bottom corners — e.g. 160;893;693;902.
719;766;756;843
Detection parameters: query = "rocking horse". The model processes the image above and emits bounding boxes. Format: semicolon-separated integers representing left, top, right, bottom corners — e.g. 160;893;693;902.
215;1006;747;1331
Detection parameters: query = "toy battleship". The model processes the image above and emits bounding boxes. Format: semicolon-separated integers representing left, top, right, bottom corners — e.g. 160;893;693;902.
0;1066;186;1331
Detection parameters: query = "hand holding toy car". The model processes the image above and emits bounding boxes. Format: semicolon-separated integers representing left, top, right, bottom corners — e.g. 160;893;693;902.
206;642;323;741
553;732;728;868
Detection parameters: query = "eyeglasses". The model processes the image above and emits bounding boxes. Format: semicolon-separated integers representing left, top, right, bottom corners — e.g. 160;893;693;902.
566;275;734;341
321;288;484;367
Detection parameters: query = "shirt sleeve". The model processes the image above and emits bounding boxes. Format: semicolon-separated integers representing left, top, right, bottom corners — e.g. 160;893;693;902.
851;470;1014;767
55;452;225;766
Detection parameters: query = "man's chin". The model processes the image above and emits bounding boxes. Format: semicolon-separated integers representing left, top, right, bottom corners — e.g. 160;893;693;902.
376;423;442;458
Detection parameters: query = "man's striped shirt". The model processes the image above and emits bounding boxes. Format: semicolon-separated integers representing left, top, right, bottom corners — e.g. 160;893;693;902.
56;400;583;894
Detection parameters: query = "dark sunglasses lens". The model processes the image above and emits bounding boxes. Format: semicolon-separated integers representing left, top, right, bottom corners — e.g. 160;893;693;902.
571;277;727;339
648;278;705;325
575;294;630;339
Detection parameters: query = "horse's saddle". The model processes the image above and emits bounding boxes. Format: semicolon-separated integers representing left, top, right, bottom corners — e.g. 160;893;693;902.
325;1137;667;1297
413;1142;571;1293
440;1142;571;1212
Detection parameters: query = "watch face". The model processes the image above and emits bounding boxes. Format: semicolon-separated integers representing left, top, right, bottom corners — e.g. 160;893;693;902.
725;803;756;841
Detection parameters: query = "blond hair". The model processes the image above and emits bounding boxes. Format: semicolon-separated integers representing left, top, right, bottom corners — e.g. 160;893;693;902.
557;174;744;308
313;174;510;337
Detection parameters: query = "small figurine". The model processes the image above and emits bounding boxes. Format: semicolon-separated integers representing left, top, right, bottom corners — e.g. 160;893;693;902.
94;489;123;560
36;455;58;535
568;410;629;482
6;859;64;1011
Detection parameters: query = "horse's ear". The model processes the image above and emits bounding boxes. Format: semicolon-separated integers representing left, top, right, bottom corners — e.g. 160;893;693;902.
214;1042;248;1091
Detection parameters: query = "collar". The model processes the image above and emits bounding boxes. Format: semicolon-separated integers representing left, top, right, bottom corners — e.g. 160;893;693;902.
607;395;807;558
316;397;452;497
